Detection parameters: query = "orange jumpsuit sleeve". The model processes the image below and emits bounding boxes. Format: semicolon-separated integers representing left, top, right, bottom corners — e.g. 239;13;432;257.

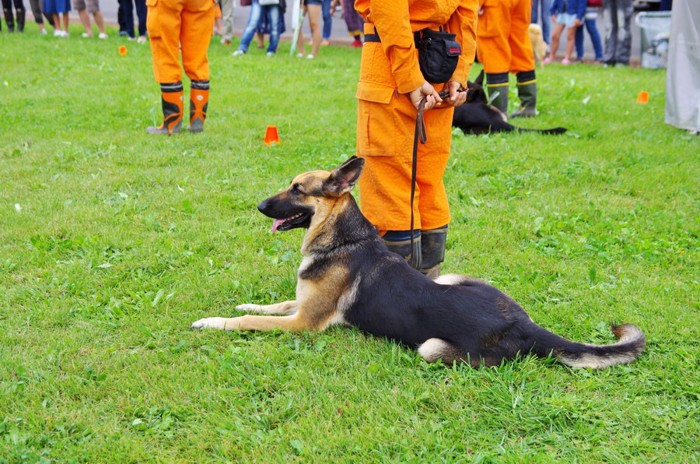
446;0;479;88
364;0;425;94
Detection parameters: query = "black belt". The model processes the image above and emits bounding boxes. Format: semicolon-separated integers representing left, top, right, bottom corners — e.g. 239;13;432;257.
363;30;428;45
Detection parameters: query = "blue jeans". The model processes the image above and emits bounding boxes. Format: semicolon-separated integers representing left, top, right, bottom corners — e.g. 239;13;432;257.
238;0;280;53
531;0;552;44
575;10;603;60
321;0;332;40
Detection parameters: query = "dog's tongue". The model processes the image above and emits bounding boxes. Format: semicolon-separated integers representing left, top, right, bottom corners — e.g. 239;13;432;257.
271;218;285;232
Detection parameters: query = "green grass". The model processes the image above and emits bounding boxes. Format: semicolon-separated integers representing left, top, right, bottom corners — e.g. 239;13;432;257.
1;24;699;463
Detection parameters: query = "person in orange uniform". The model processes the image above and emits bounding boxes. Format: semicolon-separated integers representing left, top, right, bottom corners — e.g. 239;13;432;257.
145;0;216;135
354;0;478;278
476;0;538;118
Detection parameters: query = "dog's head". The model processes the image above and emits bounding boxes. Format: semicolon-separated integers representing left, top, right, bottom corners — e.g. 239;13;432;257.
258;156;365;232
466;70;488;105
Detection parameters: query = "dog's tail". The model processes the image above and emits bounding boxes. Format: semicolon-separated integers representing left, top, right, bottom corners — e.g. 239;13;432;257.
532;323;646;369
516;127;568;135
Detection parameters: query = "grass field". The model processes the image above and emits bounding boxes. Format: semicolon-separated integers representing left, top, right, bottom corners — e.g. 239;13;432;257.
1;24;698;463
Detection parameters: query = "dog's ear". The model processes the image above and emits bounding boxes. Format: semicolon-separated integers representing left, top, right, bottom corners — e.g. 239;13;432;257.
474;69;484;86
322;156;365;197
466;76;486;103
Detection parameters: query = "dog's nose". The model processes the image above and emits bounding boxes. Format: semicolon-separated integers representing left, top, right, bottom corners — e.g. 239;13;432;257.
257;199;271;213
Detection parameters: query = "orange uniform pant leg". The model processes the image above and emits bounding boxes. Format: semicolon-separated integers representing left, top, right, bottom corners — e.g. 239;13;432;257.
147;0;215;84
508;0;535;73
357;93;453;233
477;0;534;74
181;0;215;81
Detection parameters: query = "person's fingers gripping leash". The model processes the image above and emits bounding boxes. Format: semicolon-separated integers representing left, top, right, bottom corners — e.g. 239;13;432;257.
410;81;442;111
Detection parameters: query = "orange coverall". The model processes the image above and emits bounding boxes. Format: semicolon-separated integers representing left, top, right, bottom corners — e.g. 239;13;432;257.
354;0;478;234
476;0;535;75
146;0;216;84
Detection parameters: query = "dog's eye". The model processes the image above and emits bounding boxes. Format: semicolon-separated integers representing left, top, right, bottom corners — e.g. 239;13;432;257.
291;183;303;195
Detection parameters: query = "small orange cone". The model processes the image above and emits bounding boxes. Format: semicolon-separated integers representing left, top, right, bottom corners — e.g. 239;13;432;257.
264;125;280;145
636;91;649;104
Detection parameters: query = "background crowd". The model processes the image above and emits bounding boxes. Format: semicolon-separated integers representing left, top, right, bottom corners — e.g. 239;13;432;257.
1;0;672;67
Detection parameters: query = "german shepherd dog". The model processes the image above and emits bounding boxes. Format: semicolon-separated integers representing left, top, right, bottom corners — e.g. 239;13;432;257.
192;157;645;368
452;72;567;136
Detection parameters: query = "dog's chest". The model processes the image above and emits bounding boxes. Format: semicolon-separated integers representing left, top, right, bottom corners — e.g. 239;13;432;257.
296;255;358;329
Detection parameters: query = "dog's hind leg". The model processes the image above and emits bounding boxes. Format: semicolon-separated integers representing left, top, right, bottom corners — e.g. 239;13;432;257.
417;338;464;364
236;300;298;315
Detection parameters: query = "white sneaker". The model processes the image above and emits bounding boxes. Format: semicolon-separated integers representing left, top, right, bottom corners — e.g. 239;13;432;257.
62;30;70;37
40;28;47;35
53;29;62;37
232;50;245;56
137;35;147;44
81;32;92;38
98;32;108;39
306;54;315;59
266;51;275;56
296;52;304;58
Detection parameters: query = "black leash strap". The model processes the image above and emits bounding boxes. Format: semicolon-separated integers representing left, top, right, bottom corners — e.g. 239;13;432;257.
409;98;427;268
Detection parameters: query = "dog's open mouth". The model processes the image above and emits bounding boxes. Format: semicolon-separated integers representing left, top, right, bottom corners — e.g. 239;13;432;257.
271;212;312;232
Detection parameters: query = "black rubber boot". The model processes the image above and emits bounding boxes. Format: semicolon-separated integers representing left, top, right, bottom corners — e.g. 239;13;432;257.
16;8;25;32
384;231;422;271
486;72;509;115
510;71;537;118
421;226;447;279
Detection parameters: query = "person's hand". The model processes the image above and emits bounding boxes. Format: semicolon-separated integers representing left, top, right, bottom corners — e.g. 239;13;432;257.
408;81;442;110
574;18;582;27
550;15;557;23
437;81;467;108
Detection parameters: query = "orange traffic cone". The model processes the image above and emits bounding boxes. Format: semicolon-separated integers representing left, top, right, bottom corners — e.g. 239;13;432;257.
636;91;649;104
264;125;280;145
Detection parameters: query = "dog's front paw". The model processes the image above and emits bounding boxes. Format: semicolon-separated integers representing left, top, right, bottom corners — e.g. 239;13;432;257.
235;304;262;312
191;317;228;330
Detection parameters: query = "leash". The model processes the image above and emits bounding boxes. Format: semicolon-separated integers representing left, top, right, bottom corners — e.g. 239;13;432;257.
409;97;427;269
409;89;467;268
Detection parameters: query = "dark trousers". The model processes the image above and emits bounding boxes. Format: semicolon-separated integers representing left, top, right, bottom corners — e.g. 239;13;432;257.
602;0;633;65
2;0;25;30
27;0;49;24
121;0;147;38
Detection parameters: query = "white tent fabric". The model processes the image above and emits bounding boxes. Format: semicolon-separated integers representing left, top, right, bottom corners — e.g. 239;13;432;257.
665;0;700;132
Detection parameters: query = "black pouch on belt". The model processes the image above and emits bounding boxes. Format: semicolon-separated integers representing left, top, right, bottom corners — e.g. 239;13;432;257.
415;28;462;84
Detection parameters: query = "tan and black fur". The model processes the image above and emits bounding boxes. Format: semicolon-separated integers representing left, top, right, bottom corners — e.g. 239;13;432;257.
192;157;645;369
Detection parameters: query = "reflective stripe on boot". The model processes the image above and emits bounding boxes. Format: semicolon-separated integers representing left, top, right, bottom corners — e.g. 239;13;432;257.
421;226;447;279
189;80;209;133
146;82;183;135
